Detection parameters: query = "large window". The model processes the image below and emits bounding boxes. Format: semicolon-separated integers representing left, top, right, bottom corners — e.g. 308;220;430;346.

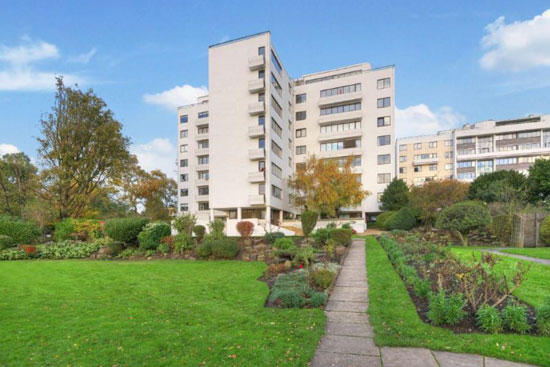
377;116;391;127
320;83;361;98
271;163;282;179
320;121;360;134
180;204;188;212
320;139;361;152
429;141;437;148
180;189;188;197
544;131;550;147
329;156;361;167
180;130;188;138
377;154;391;165
399;144;407;151
414;143;422;150
296;145;306;155
414;153;437;160
198;156;209;165
271;118;282;137
377;135;391;146
320;102;361;116
271;96;282;117
198;202;209;211
271;140;282;158
180;174;188;182
198;111;209;119
377;173;391;184
198;171;209;180
198;186;209;195
478;136;493;153
258;46;265;55
296;128;306;138
197;126;208;134
496;157;517;165
377;97;391;108
258;115;265;126
377;78;391;89
477;160;493;174
271;185;282;199
198;140;209;149
458;172;476;180
180;159;188;167
271;50;282;75
296;111;306;120
296;94;306;103
180;115;188;123
457;161;474;168
271;73;282;96
259;138;265;149
180;144;187;153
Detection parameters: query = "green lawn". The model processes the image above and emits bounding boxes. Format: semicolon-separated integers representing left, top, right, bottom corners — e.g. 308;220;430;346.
0;260;325;367
451;247;550;308
500;247;550;260
365;237;550;367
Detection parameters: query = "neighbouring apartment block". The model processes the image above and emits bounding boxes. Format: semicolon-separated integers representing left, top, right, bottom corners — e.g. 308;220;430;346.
397;115;550;185
177;31;395;227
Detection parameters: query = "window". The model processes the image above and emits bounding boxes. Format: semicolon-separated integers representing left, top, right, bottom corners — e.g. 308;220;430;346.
198;186;209;195
180;130;188;138
296;94;306;103
377;192;383;202
377;154;391;165
271;73;282;96
399;167;406;174
197;126;208;134
477;160;494;174
399;156;406;162
457;161;474;168
180;204;188;212
445;163;453;170
271;163;282;179
377;78;391;89
258;138;265;149
180;144;187;153
377;135;391;146
258;115;265;126
180;189;188;197
271;118;282;137
445;151;453;158
180;159;188;167
320;83;361;97
445;140;453;147
198;171;209;180
457;137;475;144
296;111;306;120
271;140;282;158
258;161;265;172
198;202;210;211
458;148;475;155
180;115;188;123
258;46;265;55
544;130;550;147
296;128;306;138
399;144;407;151
198;111;208;119
271;51;282;75
414;166;422;173
258;70;265;79
518;131;540;138
320;139;361;151
258;183;265;195
320;102;361;115
377;97;391;108
258;92;265;102
296;145;306;155
180;174;188;182
320;121;361;134
305;70;362;85
414;153;437;160
429;141;437;148
458;172;476;180
414;143;422;150
271;185;282;199
198;140;209;149
377;116;391;127
429;164;437;171
271;96;282;117
198;155;209;165
288;157;292;167
477;136;493;153
377;173;391;184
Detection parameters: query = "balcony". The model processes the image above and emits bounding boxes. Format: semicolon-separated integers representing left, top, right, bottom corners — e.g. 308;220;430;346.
248;124;265;138
195;194;209;202
413;157;439;165
318;110;362;125
195;148;209;155
196;178;209;186
248;171;266;183
248;148;266;160
195;117;209;127
248;55;265;70
248;194;265;206
318;148;363;160
318;129;363;142
318;92;362;107
196;163;209;170
248;101;265;115
248;79;265;93
195;132;208;141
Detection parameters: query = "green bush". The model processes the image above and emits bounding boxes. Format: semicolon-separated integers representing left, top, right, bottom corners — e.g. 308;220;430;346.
435;202;492;246
307;292;328;307
158;243;171;254
502;303;531;334
376;211;395;229
0;216;41;244
54;219;75;241
0;235;14;250
207;219;225;240
413;278;431;298
540;216;550;245
427;291;466;326
173;214;197;236
210;238;240;259
104;218;149;243
193;225;206;242
384;207;416;231
301;210;318;237
536;297;550;336
174;233;194;253
308;267;335;290
312;227;330;247
0;248;29;260
293;246;315;268
40;241;100;259
476;305;503;334
269;272;309;308
274;238;297;251
329;228;352;247
492;214;512;245
265;231;285;244
107;241;124;256
196;240;212;258
138;222;171;250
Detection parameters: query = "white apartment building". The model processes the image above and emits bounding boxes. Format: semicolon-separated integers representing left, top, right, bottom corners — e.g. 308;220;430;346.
177;32;395;228
397;115;550;185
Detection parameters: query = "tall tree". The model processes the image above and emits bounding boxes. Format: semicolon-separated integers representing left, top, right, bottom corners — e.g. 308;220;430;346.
37;77;132;219
136;170;177;221
380;178;409;211
0;152;39;217
288;155;368;218
527;158;550;203
468;170;527;203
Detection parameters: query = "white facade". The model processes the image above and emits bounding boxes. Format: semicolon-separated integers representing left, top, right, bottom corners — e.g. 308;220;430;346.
177;32;395;226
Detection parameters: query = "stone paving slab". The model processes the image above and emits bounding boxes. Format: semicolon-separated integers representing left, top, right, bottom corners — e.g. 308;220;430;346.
325;300;368;312
330;287;369;302
325;311;369;324
335;279;368;288
311;351;381;367
326;321;374;337
317;335;379;356
433;351;483;367
485;357;536;367
380;347;438;367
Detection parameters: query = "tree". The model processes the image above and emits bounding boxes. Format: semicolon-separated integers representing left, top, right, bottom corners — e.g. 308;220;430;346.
301;210;318;237
380;178;409;211
136;170;177;221
37;77;132;219
468;170;527;203
288;156;368;217
527;159;550;203
0;153;39;217
409;179;469;227
435;202;492;246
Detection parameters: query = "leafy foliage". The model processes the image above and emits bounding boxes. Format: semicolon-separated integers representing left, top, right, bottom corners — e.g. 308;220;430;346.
40;241;100;259
308;267;335;290
435;202;492;246
300;210;318;237
384;207;416;231
104;217;149;243
207;219;225;240
0;248;29;260
0;153;39;218
329;228;352;246
210;238;240;259
527;158;550;203
264;231;285;244
0;216;41;244
273;238;297;257
138;221;171;250
0;235;14;250
376;211;394;229
468;170;527;203
502;303;531;334
174;233;194;253
427;290;466;326
193;225;206;242
380;178;409;211
236;221;254;238
540;216;550;245
173;214;196;236
476;305;503;334
293;246;315;268
536;297;550;336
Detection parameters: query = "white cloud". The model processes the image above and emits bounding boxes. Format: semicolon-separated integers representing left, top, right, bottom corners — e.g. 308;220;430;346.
480;9;550;71
67;48;97;64
143;84;208;111
0;39;59;65
0;69;82;91
131;138;177;179
0;144;20;156
396;104;465;138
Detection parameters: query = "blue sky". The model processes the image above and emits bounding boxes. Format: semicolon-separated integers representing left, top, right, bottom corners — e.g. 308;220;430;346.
1;1;550;177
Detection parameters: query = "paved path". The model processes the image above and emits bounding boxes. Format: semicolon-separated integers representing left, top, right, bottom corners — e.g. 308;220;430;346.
484;248;550;266
310;239;537;367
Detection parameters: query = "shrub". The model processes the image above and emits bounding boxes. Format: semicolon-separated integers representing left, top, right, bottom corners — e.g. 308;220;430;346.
380;178;410;211
413;278;432;298
312;227;330;247
491;214;512;245
22;245;37;257
210;238;240;259
266;263;286;277
427;291;466;326
269;272;309;308
293;246;315;268
476;305;503;334
160;236;174;247
341;222;352;230
0;216;41;244
540;216;550;245
536;297;550;336
73;219;102;240
308;267;335;290
236;221;254;238
118;248;142;259
265;231;285;244
174;233;194;253
273;238;297;257
193;225;206;242
308;292;328;307
173;214;196;236
376;211;394;229
329;228;352;247
158;243;171;254
40;241;100;259
0;248;29;260
301;210;318;237
107;241;124;256
502;303;531;334
104;218;149;243
384;207;416;231
0;235;14;250
138;222;171;250
435;202;492;246
196;240;212;258
54;219;75;241
208;219;225;240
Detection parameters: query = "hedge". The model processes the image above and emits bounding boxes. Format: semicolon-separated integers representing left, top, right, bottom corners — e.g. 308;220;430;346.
104;218;149;243
0;216;41;244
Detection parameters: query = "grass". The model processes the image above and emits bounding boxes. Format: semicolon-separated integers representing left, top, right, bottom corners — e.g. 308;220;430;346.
500;247;550;260
365;236;550;367
0;260;325;367
451;247;550;308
